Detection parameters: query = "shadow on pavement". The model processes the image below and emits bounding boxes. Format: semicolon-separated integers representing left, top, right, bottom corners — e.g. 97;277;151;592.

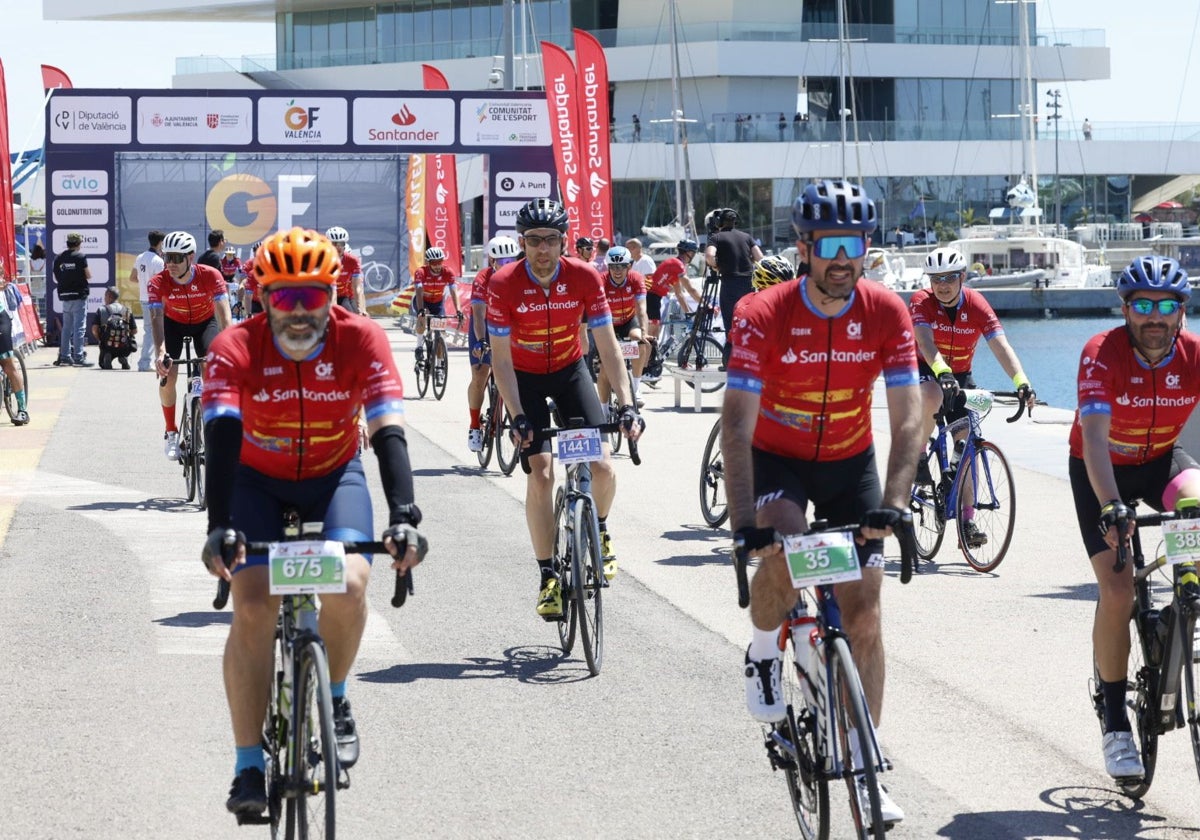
1029;582;1099;602
657;547;730;567
660;525;728;542
154;611;232;628
937;785;1198;838
357;645;592;686
68;497;196;513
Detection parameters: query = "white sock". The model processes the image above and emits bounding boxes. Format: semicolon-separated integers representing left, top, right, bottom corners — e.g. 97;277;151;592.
632;376;641;395
748;625;782;661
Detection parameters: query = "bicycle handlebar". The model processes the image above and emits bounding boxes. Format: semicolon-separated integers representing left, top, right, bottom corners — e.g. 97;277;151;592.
158;355;206;387
517;422;642;473
1110;502;1200;574
991;390;1036;423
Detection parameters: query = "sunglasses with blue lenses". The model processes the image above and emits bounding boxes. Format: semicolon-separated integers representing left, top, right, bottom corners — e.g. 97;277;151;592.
811;235;867;260
1127;297;1183;316
268;286;331;311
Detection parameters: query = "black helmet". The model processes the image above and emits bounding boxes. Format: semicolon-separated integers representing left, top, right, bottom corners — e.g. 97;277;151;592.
676;238;699;255
720;208;740;227
704;209;724;234
791;179;877;235
515;198;569;234
575;236;594;249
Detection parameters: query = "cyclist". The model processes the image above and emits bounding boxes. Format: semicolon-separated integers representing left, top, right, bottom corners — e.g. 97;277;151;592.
412;245;461;364
597;246;649;406
909;246;1036;547
148;231;232;460
705;207;763;363
466;235;521;452
326;225;366;314
219;247;243;320
0;258;29;425
1071;255;1200;781
725;179;921;829
241;242;263;317
646;238;702;342
487;198;643;616
574;236;595;262
199;227;425;817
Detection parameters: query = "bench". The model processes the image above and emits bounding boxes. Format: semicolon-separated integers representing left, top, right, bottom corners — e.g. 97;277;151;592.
666;363;726;412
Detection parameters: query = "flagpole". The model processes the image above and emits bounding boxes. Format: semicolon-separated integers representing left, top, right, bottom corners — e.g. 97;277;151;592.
13;87;54;172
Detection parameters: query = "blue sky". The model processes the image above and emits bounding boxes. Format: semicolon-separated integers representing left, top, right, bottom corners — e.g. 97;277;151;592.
2;2;1199;150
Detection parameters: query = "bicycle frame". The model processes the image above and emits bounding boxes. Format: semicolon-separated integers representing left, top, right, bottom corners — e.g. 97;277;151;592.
686;271;721;345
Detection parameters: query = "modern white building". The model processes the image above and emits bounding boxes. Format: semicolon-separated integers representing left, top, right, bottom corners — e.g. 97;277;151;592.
43;0;1200;248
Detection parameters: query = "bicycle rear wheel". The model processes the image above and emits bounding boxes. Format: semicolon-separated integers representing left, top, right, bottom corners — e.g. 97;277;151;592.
415;341;430;398
911;447;944;560
432;333;449;400
476;382;496;469
554;487;577;654
827;637;886;839
676;334;725;393
779;637;830;839
287;641;337;839
573;497;604;675
955;441;1015;572
2;351;26;422
495;408;519;476
180;403;196;502
192;399;207;510
699;418;728;528
1183;610;1200;789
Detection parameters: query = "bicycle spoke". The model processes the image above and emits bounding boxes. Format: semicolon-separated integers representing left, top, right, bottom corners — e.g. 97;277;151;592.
955;441;1015;573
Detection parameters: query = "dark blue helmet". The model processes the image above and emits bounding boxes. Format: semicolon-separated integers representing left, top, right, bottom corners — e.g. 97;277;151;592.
1117;255;1191;301
515;198;569;234
791;179;877;235
677;238;699;254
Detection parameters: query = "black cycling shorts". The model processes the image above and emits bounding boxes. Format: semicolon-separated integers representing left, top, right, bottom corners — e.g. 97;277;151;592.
164;316;220;361
751;445;885;568
0;311;13;358
613;318;638;340
917;361;976;424
1069;447;1200;558
423;300;446;318
516;358;606;460
231;458;374;569
647;292;664;322
337;295;359;314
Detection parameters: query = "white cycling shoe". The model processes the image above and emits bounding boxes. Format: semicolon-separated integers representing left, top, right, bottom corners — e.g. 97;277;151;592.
1102;730;1145;779
744;648;785;723
164;431;180;461
467;428;483;452
856;779;905;828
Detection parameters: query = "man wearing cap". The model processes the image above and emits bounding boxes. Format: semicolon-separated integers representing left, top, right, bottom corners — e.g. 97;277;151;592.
52;232;93;367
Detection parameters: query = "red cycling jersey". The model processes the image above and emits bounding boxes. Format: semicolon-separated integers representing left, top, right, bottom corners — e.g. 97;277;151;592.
219;256;241;282
335;251;363;300
486;258;612;374
201;306;406;481
727;278;919;461
413;265;457;305
908;287;1003;373
1069;327;1200;465
604;270;647;326
649;257;687;297
470;265;495;306
147;264;228;325
242;261;261;303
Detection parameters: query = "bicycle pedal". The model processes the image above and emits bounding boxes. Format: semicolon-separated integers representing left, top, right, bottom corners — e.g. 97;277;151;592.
763;738;798;773
234;813;272;826
337;768;352;790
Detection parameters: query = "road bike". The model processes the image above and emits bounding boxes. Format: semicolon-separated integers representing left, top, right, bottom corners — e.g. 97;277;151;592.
642;298;692;388
212;509;423;836
734;518;917;838
1090;497;1200;799
2;346;28;425
163;336;207;508
909;389;1028;573
674;270;725;392
477;372;519;475
525;419;641;676
413;312;458;401
588;339;641;455
699;417;728;528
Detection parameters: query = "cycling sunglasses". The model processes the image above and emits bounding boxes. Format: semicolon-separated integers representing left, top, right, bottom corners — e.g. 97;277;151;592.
811;235;867;260
1127;297;1183;316
164;253;189;264
268;286;331;311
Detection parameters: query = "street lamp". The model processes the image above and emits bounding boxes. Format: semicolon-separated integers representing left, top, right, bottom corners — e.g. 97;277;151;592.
1045;89;1062;232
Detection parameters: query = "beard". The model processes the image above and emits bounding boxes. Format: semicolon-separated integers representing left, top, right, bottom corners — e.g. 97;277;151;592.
269;309;327;355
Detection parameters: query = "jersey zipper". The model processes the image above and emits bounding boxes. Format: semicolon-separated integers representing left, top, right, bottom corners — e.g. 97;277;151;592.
814;317;833;458
293;359;306;481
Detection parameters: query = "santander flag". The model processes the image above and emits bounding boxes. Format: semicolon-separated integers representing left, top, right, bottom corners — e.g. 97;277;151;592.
405;154;426;282
421;63;464;301
41;64;73;93
539;42;586;237
0;60;17;284
572;30;613;243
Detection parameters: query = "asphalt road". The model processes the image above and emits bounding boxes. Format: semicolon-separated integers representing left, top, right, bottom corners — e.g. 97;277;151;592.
3;321;1200;839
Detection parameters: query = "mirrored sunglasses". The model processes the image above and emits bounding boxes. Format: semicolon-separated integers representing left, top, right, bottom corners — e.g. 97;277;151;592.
268;286;331;311
1128;297;1182;316
811;235;867;260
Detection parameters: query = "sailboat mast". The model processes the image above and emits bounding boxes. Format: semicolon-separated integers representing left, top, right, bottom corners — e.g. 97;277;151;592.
837;0;848;179
1018;0;1038;226
668;0;694;236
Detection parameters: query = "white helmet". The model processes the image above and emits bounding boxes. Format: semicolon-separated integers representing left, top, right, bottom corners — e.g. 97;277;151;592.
487;236;520;259
925;247;967;274
162;231;197;255
325;226;349;244
425;246;446;261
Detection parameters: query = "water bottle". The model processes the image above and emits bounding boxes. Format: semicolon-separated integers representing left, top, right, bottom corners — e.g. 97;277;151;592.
950;438;965;467
790;613;819;709
1153;604;1172;667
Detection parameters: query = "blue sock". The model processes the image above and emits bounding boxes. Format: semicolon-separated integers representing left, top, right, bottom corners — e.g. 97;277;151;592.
330;680;346;700
15;390;25;411
235;745;265;774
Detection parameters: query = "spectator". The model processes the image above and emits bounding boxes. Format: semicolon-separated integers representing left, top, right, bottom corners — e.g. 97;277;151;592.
0;257;29;424
1083;118;1093;141
130;229;164;372
778;112;786;141
793;112;803;140
735;114;745;141
614;228;625;246
52;232;93;367
593;237;611;272
91;286;138;370
632;114;641;141
198;229;225;271
626;238;657;277
609;115;616;139
29;243;46;277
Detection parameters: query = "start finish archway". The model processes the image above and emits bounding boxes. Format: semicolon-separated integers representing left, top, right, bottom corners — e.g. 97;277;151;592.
42;88;556;315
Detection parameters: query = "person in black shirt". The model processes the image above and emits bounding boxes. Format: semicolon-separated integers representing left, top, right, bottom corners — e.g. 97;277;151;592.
52;232;93;367
197;229;225;271
705;208;762;362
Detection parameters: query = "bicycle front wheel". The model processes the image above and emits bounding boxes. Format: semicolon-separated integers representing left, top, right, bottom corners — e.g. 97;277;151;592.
476;384;496;469
911;447;945;561
676;335;725;392
827;637;886;839
955;441;1015;572
287;641;337;839
699;418;728;528
192;399;207;510
495;409;519;476
779;638;830;839
573;497;604;675
180;404;196;502
415;342;430;398
554;487;577;654
2;351;26;423
432;333;449;401
1183;609;1200;789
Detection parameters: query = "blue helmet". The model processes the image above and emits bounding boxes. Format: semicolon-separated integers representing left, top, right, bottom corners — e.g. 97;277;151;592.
791;179;877;236
1117;255;1191;301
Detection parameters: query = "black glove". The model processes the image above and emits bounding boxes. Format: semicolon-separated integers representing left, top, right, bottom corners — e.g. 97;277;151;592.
862;507;905;532
937;370;960;403
1098;500;1133;536
733;526;778;553
616;404;644;434
1017;382;1035;406
201;527;242;574
382;522;429;562
511;413;534;442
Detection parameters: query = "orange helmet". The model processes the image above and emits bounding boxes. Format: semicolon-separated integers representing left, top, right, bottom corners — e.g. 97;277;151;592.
252;227;341;288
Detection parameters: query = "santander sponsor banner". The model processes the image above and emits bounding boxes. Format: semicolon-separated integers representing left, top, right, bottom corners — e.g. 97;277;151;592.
406;154;426;281
539;42;585;237
0;60;15;281
422;65;463;279
573;30;613;243
352;98;454;146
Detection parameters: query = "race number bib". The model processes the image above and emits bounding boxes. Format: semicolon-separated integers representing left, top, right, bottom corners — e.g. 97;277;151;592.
557;427;603;464
1163;519;1200;565
430;317;457;332
619;340;641;359
190;376;203;396
268;540;348;595
783;530;862;588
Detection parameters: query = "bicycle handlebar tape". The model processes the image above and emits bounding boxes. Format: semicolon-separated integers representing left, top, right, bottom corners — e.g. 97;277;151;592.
212;529;239;610
392;569;414;608
897;510;918;585
159;356;172;388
